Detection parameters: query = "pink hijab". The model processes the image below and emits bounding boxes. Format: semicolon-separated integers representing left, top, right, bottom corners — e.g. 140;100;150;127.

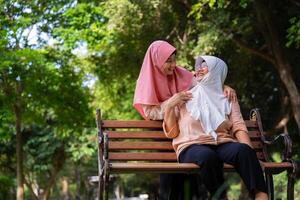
133;40;193;119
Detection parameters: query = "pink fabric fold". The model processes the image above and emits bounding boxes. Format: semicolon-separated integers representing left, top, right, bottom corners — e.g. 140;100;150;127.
133;40;193;119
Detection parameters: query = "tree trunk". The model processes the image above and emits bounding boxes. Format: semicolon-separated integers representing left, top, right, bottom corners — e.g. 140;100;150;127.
75;162;82;200
254;0;300;134
61;177;70;200
15;103;24;200
41;145;66;200
276;62;300;133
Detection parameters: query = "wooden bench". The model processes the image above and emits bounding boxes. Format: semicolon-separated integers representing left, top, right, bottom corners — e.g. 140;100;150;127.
90;108;297;200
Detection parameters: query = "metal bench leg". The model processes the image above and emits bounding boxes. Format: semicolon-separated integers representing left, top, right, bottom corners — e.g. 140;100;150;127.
287;171;295;200
104;175;109;200
265;173;274;200
98;174;104;200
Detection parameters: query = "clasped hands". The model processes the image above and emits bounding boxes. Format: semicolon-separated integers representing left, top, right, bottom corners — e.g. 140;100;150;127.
167;86;236;108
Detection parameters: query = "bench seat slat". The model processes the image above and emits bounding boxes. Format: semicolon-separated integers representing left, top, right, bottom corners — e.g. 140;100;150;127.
108;162;293;173
252;141;263;149
108;141;263;150
109;152;177;161
110;152;266;161
103;120;162;128
256;152;266;160
89;162;293;182
109;162;234;173
109;141;173;150
248;131;262;138
102;120;257;128
107;130;262;139
107;131;166;139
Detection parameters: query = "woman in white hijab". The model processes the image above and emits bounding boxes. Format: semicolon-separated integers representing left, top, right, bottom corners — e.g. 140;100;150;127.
163;56;268;200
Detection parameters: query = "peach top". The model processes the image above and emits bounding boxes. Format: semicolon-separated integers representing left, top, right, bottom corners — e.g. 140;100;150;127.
142;100;248;158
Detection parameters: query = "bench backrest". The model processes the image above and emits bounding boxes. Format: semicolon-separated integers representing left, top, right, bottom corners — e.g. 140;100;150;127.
98;109;268;163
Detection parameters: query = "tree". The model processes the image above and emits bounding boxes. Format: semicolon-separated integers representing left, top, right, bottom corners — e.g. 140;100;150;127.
188;0;300;135
0;1;92;199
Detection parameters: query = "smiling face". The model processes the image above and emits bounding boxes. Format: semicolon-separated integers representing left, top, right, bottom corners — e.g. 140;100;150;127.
195;61;209;81
162;53;176;75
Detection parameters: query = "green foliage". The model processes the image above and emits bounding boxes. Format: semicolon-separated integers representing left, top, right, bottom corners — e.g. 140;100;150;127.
112;174;159;197
23;126;64;174
66;129;96;162
1;1;94;198
53;2;107;49
0;175;13;200
92;74;140;119
225;173;241;199
287;17;300;48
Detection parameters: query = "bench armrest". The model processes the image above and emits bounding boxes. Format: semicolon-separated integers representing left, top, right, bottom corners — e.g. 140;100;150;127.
104;131;109;160
261;133;292;162
250;108;293;163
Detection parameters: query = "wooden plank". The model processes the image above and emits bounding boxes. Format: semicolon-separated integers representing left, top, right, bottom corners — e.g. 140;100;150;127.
261;162;294;174
102;120;162;128
109;152;177;161
108;130;261;138
90;162;294;176
87;163;235;174
109;141;173;150
111;162;199;171
256;152;266;160
107;131;167;139
245;120;258;128
108;130;262;139
109;141;262;150
102;120;256;128
262;162;293;169
251;141;264;149
110;163;235;173
248;131;262;138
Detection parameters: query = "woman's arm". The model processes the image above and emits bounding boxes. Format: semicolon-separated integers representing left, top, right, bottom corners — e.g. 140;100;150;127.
142;104;164;120
163;104;180;138
229;100;253;148
223;85;237;102
235;131;253;148
163;91;192;138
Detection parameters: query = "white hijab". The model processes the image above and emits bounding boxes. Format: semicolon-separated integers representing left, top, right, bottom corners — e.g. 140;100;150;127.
186;55;231;140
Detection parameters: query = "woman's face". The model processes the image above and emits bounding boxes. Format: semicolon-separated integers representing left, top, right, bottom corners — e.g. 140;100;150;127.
195;61;209;81
162;53;176;75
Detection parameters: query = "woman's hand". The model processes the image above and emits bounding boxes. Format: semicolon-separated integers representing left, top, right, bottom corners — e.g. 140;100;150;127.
168;91;192;108
223;85;237;102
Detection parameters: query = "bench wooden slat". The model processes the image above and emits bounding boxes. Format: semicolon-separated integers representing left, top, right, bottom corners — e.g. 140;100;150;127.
256;152;266;160
109;141;263;150
109;162;293;171
248;131;262;138
109;141;173;150
245;120;258;128
262;162;293;169
102;120;257;128
252;141;263;149
89;162;293;176
111;162;199;171
102;120;163;128
107;131;166;139
109;152;177;161
109;163;235;173
107;130;263;139
110;151;266;161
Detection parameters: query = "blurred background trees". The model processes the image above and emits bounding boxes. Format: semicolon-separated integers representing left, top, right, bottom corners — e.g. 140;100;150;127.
0;0;299;199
